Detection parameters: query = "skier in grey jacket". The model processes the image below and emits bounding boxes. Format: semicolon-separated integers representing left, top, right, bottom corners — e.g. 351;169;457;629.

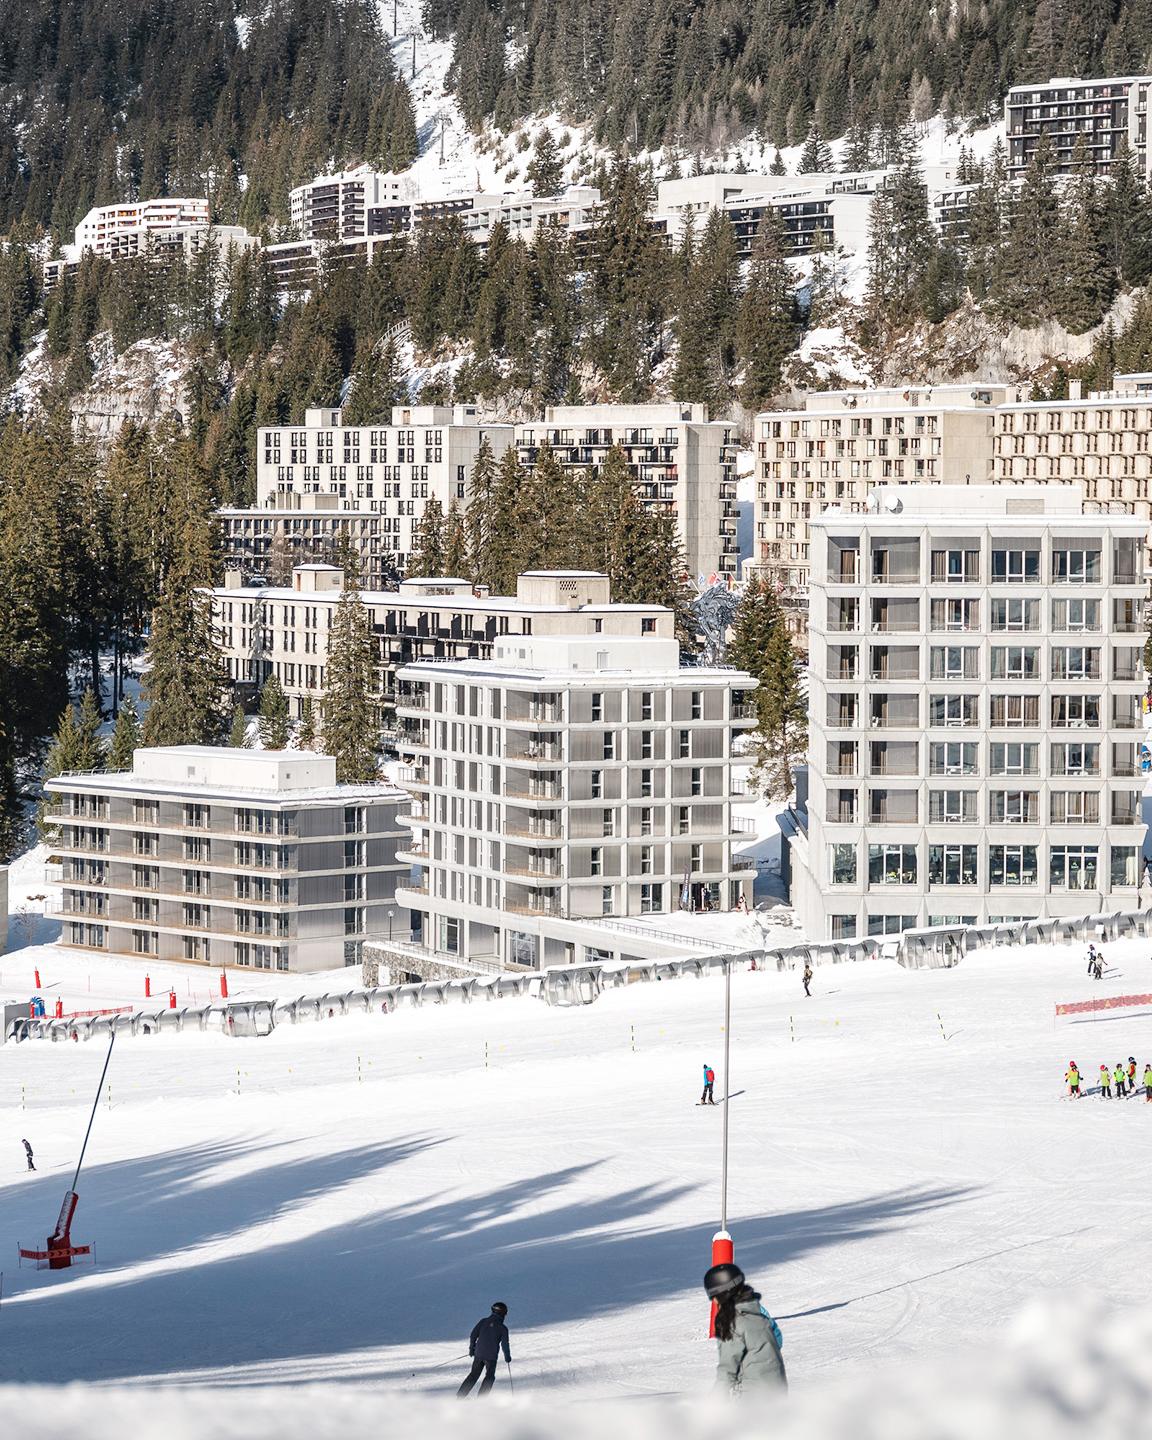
705;1263;787;1395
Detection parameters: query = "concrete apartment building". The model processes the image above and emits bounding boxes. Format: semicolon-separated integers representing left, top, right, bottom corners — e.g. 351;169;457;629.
43;199;255;289
209;566;672;715
45;748;407;972
516;403;740;581
390;633;757;970
788;486;1149;942
218;495;399;590
1006;75;1152;178
253;403;514;576
991;374;1152;530
754;384;1015;643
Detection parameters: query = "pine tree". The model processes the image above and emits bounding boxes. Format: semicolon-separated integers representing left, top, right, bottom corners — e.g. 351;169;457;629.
769;150;787;176
736;213;797;409
465;436;498;584
230;703;250;747
443;500;470;577
296;694;318;750
257;674;290;749
75;687;106;771
142;569;229;747
728;572;783;675
322;578;379;783
749;623;806;800
408;497;446;576
526;128;564;194
798;125;834;173
107;693;140;771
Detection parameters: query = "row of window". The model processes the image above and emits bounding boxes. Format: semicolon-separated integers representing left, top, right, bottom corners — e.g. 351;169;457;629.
829;842;1142;889
829;694;1141;728
831;599;1143;641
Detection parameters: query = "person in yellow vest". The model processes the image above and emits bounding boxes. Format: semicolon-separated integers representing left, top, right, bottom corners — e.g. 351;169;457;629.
1114;1063;1127;1098
1100;1064;1112;1098
1065;1062;1081;1097
1143;1064;1152;1101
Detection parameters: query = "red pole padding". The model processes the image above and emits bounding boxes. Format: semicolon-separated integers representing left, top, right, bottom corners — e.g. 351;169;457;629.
145;974;151;998
709;1229;734;1337
169;990;177;1009
220;971;229;999
55;998;63;1018
35;967;41;987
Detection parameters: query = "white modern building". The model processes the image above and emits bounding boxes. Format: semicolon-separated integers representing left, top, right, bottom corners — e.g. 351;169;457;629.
45;747;407;972
516;403;740;581
391;634;757;970
1006;75;1152;178
754;383;1021;644
289;166;416;240
44;199;256;289
209;566;672;714
255;403;515;575
788;485;1150;941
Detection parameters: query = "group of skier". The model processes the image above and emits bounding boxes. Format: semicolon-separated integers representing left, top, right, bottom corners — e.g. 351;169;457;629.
1065;1057;1152;1099
456;1267;786;1400
1085;944;1108;980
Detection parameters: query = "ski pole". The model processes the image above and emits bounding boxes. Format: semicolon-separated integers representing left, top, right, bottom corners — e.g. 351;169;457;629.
506;1359;514;1393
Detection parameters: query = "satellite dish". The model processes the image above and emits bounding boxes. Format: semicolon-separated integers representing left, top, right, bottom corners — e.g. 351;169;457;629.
884;494;904;513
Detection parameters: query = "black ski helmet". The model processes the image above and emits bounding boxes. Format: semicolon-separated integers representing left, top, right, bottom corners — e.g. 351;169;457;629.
704;1263;745;1299
491;1301;508;1316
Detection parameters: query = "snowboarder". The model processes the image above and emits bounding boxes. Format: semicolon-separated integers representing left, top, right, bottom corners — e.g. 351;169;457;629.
1065;1062;1081;1097
700;1064;717;1105
1086;944;1097;976
1100;1064;1112;1098
457;1302;510;1398
1144;1063;1152;1101
802;964;813;998
1114;1063;1127;1098
704;1263;787;1395
22;1138;34;1172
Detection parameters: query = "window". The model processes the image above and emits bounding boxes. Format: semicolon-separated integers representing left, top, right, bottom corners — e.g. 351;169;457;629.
930;646;978;679
691;691;703;720
602;808;614;837
344;839;366;866
590;692;603;722
929;789;977;822
1051;742;1100;776
868;843;917;885
990;790;1039;823
929;694;978;727
639;806;653;836
678;729;691;759
991;646;1039;680
602;732;616;760
990;695;1039;727
1111;845;1139;887
690;767;703;796
831;915;858;940
640;882;663;913
601;885;614;915
930;742;978;775
989;742;1039;776
831;844;857;884
1051;695;1100;728
639;845;653;875
590;846;603;877
1052;647;1100;680
590;769;603;799
640;730;654;759
1052;548;1100;583
930;598;979;631
928;844;979;886
991;597;1040;631
640;691;653;721
1050;791;1099;823
991;547;1040;582
1052;598;1100;631
989;845;1038;886
639;768;654;798
1049;845;1098;890
931;548;979;582
867;914;916;936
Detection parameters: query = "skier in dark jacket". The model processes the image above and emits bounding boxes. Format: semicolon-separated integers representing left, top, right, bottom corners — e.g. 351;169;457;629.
705;1263;787;1395
457;1302;511;1397
22;1138;34;1172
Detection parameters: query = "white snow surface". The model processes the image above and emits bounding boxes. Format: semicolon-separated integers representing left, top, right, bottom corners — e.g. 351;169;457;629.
3;914;1151;1417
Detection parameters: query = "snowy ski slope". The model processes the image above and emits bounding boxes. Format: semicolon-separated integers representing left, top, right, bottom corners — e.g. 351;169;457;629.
3;936;1152;1410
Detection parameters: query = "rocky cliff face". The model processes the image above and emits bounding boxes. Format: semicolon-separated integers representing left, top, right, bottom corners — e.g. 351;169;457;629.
68;335;192;441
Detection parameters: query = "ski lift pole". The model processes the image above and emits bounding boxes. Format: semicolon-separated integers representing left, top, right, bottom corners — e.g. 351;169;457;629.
72;1030;116;1195
709;957;734;1336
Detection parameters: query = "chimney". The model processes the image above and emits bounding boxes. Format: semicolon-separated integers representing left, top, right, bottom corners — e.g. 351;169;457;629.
1069;378;1083;401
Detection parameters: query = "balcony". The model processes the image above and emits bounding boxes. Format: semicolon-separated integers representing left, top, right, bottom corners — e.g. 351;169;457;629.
506;784;562;802
396;765;429;787
507;745;563;765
